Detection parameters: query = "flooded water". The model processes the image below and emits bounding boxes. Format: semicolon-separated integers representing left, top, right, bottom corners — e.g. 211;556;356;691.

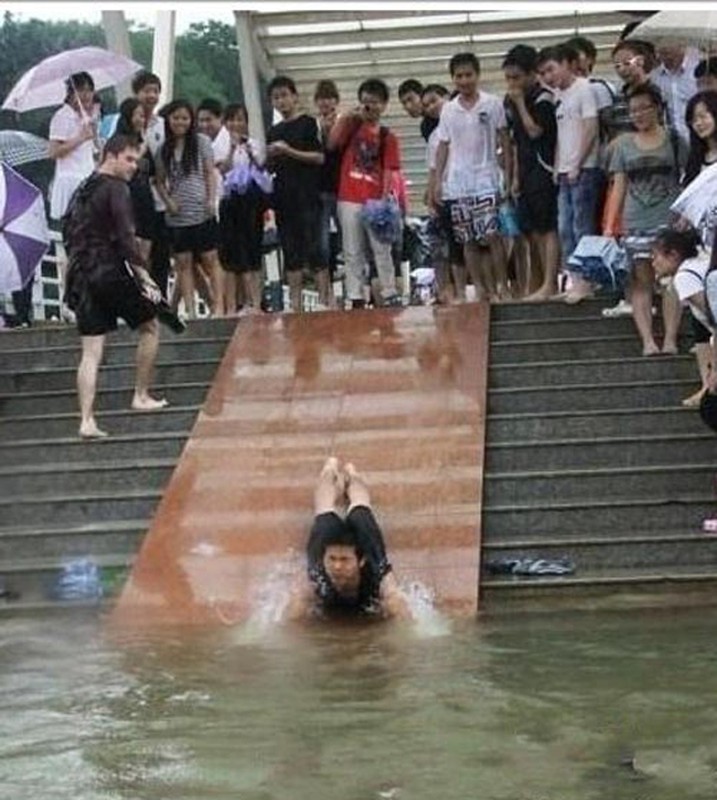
2;607;717;799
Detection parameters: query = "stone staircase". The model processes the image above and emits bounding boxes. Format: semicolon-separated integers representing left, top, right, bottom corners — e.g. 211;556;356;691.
0;318;236;613
481;299;717;612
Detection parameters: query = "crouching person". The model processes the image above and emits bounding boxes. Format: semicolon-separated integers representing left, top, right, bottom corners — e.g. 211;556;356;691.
63;134;167;439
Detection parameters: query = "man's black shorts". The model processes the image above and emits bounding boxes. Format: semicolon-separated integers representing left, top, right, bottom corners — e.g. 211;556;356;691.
517;185;558;235
72;259;157;337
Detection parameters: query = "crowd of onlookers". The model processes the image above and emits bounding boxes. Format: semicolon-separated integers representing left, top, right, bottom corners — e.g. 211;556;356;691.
10;19;717;408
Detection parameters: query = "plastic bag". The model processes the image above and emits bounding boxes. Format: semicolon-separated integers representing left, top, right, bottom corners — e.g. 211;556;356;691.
361;197;402;245
49;557;103;601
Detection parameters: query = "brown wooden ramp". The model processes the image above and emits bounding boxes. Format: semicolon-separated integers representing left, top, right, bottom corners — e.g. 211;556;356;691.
113;305;489;625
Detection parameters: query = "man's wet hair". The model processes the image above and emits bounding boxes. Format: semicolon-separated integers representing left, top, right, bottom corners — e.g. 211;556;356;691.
101;133;141;161
421;83;449;97
314;79;340;101
536;44;578;67
502;44;539;73
358;78;390;102
398;79;423;98
449;52;480;76
197;97;223;117
267;75;297;96
565;35;597;61
131;70;162;94
695;57;717;79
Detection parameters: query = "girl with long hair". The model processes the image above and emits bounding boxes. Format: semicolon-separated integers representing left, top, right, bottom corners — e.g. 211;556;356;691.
153;99;224;318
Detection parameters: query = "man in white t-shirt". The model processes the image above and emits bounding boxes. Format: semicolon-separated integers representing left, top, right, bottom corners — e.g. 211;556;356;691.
198;97;232;206
651;41;700;143
537;44;600;299
430;52;513;302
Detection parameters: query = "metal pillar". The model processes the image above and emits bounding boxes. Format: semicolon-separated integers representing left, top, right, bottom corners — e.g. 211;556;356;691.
152;10;176;105
101;10;133;103
234;10;267;147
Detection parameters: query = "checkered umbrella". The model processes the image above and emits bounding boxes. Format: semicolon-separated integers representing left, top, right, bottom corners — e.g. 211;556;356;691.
0;162;50;294
0;130;50;168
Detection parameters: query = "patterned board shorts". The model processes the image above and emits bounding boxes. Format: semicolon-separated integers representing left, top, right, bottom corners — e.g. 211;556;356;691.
448;194;500;245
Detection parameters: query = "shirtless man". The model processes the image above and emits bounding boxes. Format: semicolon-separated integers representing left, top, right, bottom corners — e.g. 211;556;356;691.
286;458;412;621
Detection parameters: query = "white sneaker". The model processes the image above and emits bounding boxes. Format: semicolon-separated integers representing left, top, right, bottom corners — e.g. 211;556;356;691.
601;299;633;318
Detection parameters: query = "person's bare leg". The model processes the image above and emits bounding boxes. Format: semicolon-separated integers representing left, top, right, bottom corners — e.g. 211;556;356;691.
78;334;108;438
315;267;331;307
344;462;371;512
224;272;238;315
131;318;167;410
464;242;490;300
314;456;347;515
451;262;467;302
244;270;264;312
199;251;224;317
683;342;711;406
631;261;659;355
287;270;303;313
175;253;196;318
660;282;681;355
526;231;560;300
487;233;509;300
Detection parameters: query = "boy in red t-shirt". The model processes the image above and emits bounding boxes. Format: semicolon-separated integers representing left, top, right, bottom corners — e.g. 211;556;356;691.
329;79;402;308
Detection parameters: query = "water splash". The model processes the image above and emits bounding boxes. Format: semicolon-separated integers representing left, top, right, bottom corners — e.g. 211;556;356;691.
400;580;452;638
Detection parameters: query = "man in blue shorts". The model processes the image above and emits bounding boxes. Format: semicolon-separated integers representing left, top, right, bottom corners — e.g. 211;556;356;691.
286;458;412;621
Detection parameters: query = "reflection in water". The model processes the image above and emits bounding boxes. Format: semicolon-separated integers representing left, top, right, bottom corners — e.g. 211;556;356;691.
2;609;717;799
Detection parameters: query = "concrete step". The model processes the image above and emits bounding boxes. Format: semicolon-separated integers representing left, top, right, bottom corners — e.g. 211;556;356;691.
490;298;623;322
488;378;694;414
490;315;658;342
484;463;716;506
0;336;232;371
482;494;715;538
487;406;705;443
489;355;696;389
482;530;717;571
480;564;717;613
1;488;161;527
0;405;200;441
486;431;716;471
0;552;132;608
0;519;146;561
490;334;667;363
0;381;210;415
1;431;186;467
1;359;220;393
0;317;237;350
0;458;175;495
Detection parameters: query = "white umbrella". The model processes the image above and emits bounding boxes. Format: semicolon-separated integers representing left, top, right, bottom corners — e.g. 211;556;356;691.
0;130;49;167
627;9;717;48
671;162;717;249
2;46;144;113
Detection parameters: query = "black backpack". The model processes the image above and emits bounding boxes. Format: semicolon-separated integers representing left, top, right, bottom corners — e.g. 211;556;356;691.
61;172;103;255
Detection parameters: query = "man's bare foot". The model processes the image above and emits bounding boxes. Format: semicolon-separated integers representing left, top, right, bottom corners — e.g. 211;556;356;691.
317;456;347;509
682;387;708;407
131;394;169;411
524;288;558;302
642;343;660;357
661;343;679;356
79;421;109;439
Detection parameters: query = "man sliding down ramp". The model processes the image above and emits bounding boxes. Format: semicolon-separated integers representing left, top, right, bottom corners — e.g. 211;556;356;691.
286;458;413;621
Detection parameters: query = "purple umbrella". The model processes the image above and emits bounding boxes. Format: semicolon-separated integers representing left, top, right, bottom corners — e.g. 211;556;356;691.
0;162;50;294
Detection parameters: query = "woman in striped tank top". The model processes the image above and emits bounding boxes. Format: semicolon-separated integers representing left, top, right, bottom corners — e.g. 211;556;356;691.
154;99;224;318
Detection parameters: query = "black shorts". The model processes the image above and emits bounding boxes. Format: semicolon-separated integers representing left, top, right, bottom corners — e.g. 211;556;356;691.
517;185;558;234
169;218;219;256
274;201;323;272
69;259;157;337
690;308;712;344
219;191;266;273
